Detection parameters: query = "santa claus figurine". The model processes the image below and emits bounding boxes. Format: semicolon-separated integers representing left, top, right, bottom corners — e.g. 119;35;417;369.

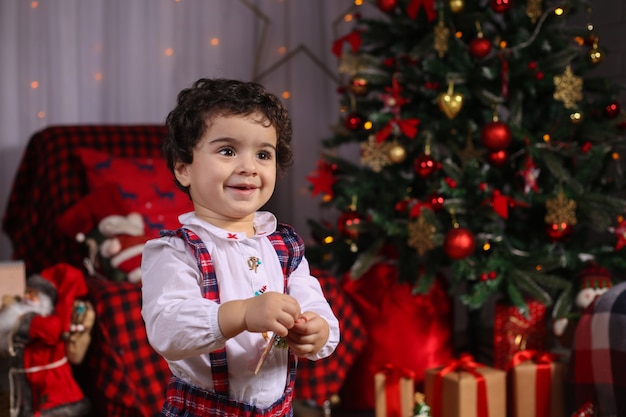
552;262;613;344
0;263;91;417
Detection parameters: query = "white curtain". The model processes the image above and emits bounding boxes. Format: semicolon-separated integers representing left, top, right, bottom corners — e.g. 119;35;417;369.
0;0;355;260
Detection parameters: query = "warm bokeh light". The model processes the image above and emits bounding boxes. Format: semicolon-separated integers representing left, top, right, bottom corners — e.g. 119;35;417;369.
31;1;39;8
344;14;353;22
278;46;287;54
281;91;290;100
482;242;491;251
30;81;39;89
535;264;542;271
211;38;220;46
554;7;564;16
612;152;620;160
164;48;174;56
542;133;551;142
323;235;334;244
499;40;507;48
455;31;463;38
354;0;363;5
94;72;103;81
37;111;45;119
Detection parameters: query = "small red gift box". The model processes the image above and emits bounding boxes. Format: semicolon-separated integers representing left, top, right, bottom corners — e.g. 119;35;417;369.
493;299;547;369
507;350;565;417
424;354;506;417
374;365;415;417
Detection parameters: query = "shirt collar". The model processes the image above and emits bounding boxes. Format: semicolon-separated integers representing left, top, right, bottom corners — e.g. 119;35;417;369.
178;211;277;240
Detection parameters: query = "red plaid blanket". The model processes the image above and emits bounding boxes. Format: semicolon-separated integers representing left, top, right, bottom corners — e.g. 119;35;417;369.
567;281;626;417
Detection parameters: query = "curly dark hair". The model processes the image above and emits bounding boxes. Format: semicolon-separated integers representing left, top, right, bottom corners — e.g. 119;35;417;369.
163;78;294;195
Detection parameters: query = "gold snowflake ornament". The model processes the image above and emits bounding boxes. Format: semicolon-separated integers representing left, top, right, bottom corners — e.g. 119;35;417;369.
553;65;583;109
361;135;391;172
408;216;436;256
545;190;577;226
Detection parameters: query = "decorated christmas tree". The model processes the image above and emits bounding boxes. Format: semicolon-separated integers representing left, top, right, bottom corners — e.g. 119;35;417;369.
306;0;626;334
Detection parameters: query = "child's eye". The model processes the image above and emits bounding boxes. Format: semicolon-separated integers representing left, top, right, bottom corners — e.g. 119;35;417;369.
218;147;235;156
257;150;274;160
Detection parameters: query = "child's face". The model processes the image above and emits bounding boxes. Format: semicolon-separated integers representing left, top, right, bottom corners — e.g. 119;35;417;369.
175;113;278;229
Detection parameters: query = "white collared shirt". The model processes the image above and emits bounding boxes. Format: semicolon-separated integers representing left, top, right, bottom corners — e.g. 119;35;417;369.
141;211;340;407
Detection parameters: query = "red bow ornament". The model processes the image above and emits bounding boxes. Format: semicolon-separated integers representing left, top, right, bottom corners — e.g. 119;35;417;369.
375;118;420;143
332;30;363;58
406;0;437;21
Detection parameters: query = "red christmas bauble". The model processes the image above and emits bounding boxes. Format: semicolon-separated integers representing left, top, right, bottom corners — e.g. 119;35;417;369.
605;102;620;118
338;211;364;240
444;227;476;259
469;37;492;58
344;113;363;131
428;193;445;211
490;0;513;13
487;149;508;166
480;121;512;150
377;0;397;12
414;154;437;178
546;222;573;242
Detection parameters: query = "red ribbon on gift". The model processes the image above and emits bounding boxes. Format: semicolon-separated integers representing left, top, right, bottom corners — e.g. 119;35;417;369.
375;118;420;143
332;30;363;58
506;350;559;417
380;364;415;417
432;353;488;417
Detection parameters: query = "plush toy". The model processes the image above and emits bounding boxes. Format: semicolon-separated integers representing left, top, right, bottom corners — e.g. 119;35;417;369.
552;262;613;342
78;212;147;283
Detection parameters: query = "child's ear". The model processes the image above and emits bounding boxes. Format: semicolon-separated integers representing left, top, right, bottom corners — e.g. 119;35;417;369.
174;162;191;187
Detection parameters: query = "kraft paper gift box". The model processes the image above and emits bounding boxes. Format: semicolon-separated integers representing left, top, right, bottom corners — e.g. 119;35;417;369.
0;261;25;307
507;350;565;417
374;366;415;417
424;354;506;417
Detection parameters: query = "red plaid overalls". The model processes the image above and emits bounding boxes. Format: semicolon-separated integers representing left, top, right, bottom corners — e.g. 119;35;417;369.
159;224;304;417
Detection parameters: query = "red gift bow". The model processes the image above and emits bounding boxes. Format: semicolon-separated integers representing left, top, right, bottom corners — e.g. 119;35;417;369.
332;30;363;58
432;353;488;417
380;364;415;417
375;118;420;143
506;350;559;417
406;0;437;21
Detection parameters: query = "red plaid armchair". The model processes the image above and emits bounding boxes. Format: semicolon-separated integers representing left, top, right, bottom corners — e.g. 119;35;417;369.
3;125;173;416
3;125;367;416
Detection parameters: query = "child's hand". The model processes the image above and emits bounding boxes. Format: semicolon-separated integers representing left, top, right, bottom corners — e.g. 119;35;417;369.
285;311;329;357
243;292;301;337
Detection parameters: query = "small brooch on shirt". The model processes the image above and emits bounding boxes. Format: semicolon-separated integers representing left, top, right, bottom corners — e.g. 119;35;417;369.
248;256;261;273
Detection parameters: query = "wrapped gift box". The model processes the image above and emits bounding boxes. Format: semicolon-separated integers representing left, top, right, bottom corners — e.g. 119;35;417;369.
0;261;25;307
493;299;547;369
424;355;506;417
508;351;565;417
374;367;415;417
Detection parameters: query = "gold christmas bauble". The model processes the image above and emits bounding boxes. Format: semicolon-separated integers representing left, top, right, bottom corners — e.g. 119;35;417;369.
349;77;369;96
449;0;465;13
588;45;604;64
388;143;407;163
569;111;583;124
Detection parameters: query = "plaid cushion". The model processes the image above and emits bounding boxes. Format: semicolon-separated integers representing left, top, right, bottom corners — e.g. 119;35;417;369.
294;268;367;406
567;281;626;417
3;125;170;417
3;125;168;275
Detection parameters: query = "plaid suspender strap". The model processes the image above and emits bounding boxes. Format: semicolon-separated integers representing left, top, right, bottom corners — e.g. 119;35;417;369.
162;228;229;395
